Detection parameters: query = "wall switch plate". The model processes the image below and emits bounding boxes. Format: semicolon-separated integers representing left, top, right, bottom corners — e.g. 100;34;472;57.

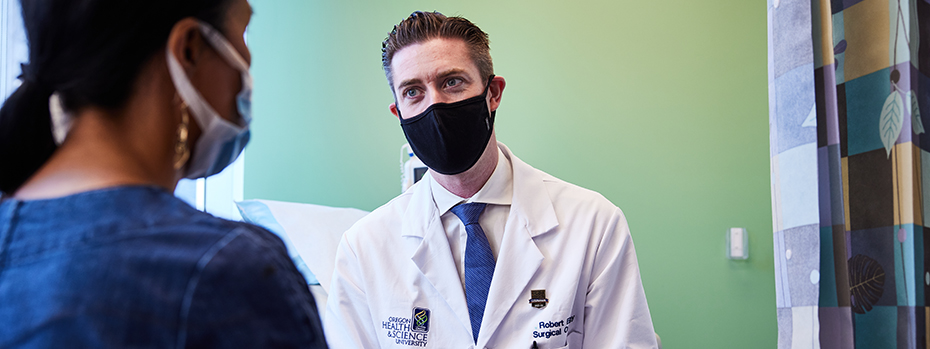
727;227;749;260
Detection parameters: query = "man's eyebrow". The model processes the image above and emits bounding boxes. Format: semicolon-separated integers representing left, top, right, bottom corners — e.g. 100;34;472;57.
435;68;467;80
397;78;422;90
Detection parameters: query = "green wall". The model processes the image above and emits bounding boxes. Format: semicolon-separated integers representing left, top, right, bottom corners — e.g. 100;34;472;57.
245;0;773;347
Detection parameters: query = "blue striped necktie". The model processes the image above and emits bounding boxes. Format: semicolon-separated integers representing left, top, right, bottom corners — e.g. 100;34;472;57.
450;202;494;343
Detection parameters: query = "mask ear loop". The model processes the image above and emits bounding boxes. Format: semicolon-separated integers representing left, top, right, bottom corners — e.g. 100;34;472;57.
485;75;496;129
197;22;249;72
197;21;253;125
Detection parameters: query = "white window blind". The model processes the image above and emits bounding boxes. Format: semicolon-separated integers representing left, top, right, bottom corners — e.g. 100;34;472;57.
1;0;27;101
175;156;245;221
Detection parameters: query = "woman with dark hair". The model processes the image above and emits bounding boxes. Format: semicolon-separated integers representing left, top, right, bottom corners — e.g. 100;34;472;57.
0;0;327;347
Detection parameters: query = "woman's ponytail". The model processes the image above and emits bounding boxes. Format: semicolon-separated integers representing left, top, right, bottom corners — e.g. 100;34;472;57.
0;79;57;195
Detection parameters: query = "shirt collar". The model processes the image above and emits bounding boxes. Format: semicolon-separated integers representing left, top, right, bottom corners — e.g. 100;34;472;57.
429;146;513;215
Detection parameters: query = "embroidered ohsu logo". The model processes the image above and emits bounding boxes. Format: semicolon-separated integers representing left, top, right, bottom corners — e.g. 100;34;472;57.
412;307;430;333
529;289;548;309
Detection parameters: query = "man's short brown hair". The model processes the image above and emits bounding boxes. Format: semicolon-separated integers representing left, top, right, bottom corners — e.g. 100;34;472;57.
382;11;493;92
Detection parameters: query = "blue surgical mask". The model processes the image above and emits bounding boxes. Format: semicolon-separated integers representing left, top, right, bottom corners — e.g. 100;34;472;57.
166;21;252;179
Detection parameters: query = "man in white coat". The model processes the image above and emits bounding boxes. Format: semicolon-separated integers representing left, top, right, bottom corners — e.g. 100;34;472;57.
325;11;657;349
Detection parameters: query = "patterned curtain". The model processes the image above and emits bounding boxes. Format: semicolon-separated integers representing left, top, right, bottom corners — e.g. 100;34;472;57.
769;0;928;347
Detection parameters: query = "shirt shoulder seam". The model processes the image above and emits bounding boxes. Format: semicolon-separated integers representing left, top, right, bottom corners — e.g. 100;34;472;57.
174;227;246;349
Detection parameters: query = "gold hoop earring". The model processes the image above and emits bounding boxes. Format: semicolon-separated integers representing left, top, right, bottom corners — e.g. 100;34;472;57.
173;101;191;170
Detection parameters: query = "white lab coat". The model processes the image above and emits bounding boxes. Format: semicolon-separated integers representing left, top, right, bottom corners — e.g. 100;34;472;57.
325;143;656;349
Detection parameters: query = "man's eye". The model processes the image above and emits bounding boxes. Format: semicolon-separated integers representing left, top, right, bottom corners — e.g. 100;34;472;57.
405;89;419;98
445;78;461;88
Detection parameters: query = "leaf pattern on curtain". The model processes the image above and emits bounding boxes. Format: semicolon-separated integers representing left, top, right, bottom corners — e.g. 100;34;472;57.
912;90;925;135
847;254;885;314
880;91;904;158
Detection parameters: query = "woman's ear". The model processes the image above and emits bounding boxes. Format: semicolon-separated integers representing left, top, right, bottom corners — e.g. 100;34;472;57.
166;18;208;74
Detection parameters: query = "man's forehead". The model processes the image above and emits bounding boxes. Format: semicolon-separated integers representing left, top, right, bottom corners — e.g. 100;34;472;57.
391;38;480;87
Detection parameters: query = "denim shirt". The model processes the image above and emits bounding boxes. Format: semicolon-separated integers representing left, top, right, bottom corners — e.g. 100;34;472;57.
0;186;327;348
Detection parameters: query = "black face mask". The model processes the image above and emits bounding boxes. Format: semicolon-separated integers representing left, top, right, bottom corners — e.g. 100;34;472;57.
399;76;495;175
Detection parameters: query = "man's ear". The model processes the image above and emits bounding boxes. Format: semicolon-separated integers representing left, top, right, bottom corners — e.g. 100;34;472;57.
166;18;207;74
390;102;400;119
488;76;506;112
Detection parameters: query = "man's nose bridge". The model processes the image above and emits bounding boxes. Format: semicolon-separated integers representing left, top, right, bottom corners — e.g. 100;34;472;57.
426;87;450;104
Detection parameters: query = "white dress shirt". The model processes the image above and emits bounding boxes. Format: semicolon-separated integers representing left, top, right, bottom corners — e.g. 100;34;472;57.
428;147;513;287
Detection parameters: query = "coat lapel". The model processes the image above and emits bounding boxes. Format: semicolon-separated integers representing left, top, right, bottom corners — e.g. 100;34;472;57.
477;144;559;346
403;177;474;339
